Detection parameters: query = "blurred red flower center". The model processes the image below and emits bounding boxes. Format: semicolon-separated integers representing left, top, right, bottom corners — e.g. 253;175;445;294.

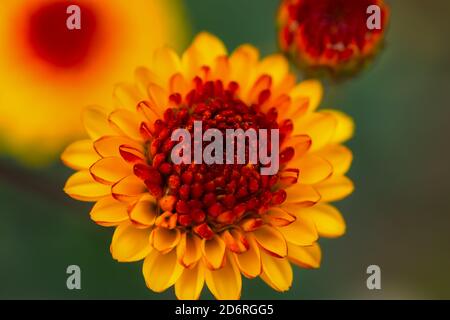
285;0;386;61
26;2;98;68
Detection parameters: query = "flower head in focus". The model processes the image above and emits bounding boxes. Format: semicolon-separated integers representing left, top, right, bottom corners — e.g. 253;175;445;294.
0;0;188;165
277;0;389;79
62;33;354;299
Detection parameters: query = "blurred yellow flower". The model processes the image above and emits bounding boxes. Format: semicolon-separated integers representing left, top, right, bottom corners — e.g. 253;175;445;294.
62;33;354;299
0;0;189;165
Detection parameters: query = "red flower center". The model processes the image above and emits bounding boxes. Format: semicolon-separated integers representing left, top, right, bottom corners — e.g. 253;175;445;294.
133;76;294;238
26;1;98;68
282;0;387;62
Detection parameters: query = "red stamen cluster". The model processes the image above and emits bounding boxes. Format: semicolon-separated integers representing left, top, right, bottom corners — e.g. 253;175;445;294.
134;77;290;238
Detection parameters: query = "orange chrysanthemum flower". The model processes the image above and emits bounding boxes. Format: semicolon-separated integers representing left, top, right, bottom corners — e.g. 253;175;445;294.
278;0;389;79
0;0;188;165
62;33;354;299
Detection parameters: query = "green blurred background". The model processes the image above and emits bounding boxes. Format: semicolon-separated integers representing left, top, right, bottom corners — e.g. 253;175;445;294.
1;0;450;299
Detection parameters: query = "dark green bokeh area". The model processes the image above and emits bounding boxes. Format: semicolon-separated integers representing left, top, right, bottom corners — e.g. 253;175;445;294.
1;0;450;299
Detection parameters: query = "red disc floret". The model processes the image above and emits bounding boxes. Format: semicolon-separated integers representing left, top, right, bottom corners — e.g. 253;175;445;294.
134;77;290;238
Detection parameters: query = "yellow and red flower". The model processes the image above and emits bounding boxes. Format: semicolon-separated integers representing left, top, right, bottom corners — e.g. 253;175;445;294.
62;33;354;299
278;0;389;79
0;0;188;165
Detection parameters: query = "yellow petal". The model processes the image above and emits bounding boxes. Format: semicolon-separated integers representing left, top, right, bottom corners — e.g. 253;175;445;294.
137;100;163;125
150;227;181;253
181;32;227;81
285;184;321;206
234;234;261;278
108;109;143;141
289;80;323;113
272;73;296;100
143;249;183;293
239;217;264;232
268;94;291;115
278;168;300;188
293;112;337;151
277;215;318;246
315;145;353;176
135;67;163;96
285;96;309;119
110;221;151;262
229;44;259;92
290;154;333;184
180;47;199;81
93;136;144;159
283;134;312;158
152;46;182;85
252;225;287;258
322;110;355;144
129;194;158;227
230;44;259;67
246;74;272;105
61;140;100;170
82;106;116;140
89;157;131;185
89;196;129;226
212;56;230;82
205;252;242;300
175;262;205;300
147;83;169;114
260;251;293;292
287;242;321;269
64;170;110;202
191;32;227;67
221;229;250;253
177;232;202;268
299;204;346;238
279;202;305;215
257;54;289;88
314;175;354;202
264;207;296;227
169;73;189;96
201;235;226;270
113;83;143;111
111;175;146;202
